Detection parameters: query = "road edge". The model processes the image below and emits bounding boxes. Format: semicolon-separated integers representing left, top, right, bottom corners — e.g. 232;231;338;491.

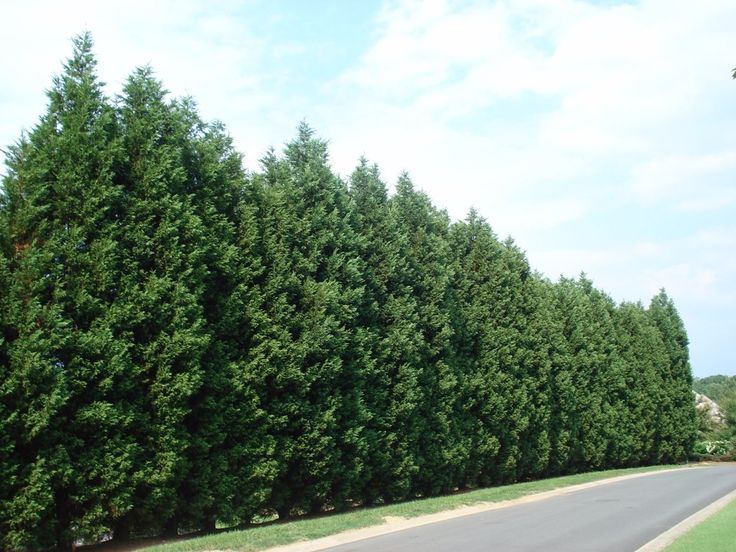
634;486;736;552
264;465;701;552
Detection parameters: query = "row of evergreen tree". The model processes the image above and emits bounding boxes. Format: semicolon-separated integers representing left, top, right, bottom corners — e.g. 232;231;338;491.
0;35;696;549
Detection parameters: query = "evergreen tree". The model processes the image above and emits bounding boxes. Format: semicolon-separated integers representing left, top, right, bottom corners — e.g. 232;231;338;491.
253;124;365;517
0;188;15;545
613;302;664;465
449;212;512;485
535;278;575;475
389;175;458;496
581;281;623;469
346;159;395;503
348;159;441;503
553;276;619;471
515;272;553;479
0;33;136;547
450;216;550;484
648;290;697;461
113;67;210;536
493;240;552;481
179;110;276;531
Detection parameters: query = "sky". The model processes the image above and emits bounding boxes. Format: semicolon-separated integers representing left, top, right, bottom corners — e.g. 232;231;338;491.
1;0;734;377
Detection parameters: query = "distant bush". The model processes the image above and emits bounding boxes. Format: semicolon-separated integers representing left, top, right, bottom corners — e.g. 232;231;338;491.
693;440;735;461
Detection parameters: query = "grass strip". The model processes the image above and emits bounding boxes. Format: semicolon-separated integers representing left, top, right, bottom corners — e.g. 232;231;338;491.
147;464;684;552
664;491;736;552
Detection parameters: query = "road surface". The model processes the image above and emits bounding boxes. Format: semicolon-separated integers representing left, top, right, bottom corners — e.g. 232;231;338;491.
324;464;736;552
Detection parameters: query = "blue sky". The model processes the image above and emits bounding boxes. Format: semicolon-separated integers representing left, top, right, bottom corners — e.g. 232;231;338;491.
1;0;734;376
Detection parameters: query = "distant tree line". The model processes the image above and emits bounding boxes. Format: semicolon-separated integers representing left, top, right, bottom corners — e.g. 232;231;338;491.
694;376;736;405
0;35;697;549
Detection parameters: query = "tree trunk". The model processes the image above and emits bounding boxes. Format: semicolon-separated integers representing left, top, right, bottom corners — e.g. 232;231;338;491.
113;517;131;541
162;515;178;538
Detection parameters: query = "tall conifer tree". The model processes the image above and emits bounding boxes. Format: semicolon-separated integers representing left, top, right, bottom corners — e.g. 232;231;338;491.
515;271;553;479
0;33;136;547
178;109;276;531
449;212;512;485
253;124;364;517
648;290;697;461
533;278;573;475
492;239;550;481
613;302;663;465
389;175;457;495
0;192;14;545
348;159;424;503
114;67;210;536
554;277;616;470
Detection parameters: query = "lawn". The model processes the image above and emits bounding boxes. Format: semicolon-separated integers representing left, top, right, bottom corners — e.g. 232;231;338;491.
137;464;684;552
664;492;736;552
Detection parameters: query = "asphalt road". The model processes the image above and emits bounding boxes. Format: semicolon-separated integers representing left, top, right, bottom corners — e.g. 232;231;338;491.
324;464;736;552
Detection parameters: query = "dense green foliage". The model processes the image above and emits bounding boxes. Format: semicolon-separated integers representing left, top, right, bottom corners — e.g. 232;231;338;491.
0;35;697;549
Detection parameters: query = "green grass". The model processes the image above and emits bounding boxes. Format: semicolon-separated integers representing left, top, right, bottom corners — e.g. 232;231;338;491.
664;492;736;552
145;464;684;552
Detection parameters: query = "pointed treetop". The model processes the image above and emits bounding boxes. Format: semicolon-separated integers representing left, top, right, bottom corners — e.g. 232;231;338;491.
56;31;100;89
69;32;96;74
48;31;105;118
127;65;159;85
350;156;382;183
350;156;387;207
296;120;315;142
652;287;671;302
466;207;483;225
122;65;168;110
650;289;681;318
260;146;278;169
649;288;683;322
284;122;329;169
395;171;414;195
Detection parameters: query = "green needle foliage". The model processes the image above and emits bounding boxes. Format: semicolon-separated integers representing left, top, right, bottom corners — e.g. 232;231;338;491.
0;35;698;548
113;67;212;539
648;290;698;461
0;33;133;548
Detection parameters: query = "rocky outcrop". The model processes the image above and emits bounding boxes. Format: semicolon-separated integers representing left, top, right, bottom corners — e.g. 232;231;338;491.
694;392;727;425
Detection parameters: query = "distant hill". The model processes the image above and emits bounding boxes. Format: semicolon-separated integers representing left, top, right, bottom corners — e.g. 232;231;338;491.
694;375;736;404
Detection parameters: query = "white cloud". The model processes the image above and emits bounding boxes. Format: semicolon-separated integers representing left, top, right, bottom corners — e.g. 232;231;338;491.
532;226;736;313
317;3;736;380
629;152;736;210
486;197;590;235
321;0;736;222
0;0;273;161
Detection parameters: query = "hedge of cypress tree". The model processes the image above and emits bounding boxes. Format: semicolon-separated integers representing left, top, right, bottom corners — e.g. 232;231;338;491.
0;35;697;548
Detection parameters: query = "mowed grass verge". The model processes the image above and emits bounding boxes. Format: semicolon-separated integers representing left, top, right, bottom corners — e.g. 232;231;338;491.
142;464;686;552
664;491;736;552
